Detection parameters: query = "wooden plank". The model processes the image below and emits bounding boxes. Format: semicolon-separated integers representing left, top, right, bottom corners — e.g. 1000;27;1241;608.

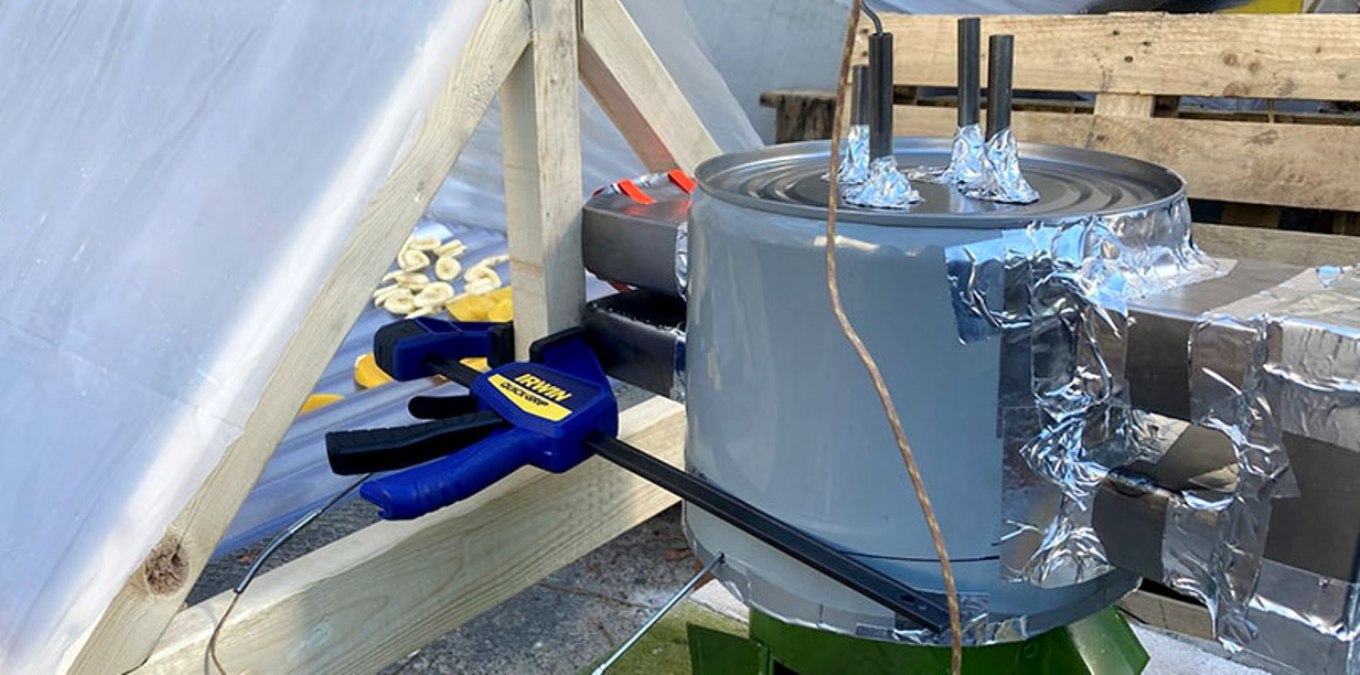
65;3;532;672
1195;222;1360;267
894;105;1360;212
758;90;837;143
879;13;1360;101
579;0;722;173
502;0;584;359
1094;93;1156;118
1120;590;1214;642
135;398;686;675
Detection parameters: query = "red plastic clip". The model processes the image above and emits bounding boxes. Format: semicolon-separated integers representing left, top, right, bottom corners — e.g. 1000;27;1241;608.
616;179;656;205
667;169;696;194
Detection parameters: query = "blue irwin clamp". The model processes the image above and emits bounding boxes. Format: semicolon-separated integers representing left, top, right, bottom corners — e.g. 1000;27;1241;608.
325;319;953;631
326;319;618;520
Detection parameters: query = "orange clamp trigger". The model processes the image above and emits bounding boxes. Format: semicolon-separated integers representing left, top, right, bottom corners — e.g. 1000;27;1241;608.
667;169;696;194
617;179;656;205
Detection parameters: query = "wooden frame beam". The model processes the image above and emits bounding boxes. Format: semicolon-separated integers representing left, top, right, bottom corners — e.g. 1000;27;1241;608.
502;0;586;358
69;1;532;671
578;0;721;174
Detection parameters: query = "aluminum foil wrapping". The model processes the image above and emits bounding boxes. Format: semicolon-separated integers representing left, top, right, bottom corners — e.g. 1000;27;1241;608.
833;124;871;186
671;328;687;403
1162;266;1360;662
943;197;1222;589
844;155;921;209
675;220;689;301
907;123;986;186
852;593;1034;646
964;129;1040;205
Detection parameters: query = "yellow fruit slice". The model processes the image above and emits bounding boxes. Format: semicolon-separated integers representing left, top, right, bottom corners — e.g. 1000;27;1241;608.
354;353;395;389
488;287;513;301
299;393;344;415
488;298;514;323
446;294;497;322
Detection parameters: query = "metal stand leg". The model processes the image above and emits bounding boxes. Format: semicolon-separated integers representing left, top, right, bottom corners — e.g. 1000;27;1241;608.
592;553;725;674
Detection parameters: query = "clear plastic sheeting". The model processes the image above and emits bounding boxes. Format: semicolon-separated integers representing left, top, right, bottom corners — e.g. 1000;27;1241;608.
907;124;986;186
964;129;1040;204
0;2;490;671
942;197;1222;588
843;155;922;209
427;0;760;232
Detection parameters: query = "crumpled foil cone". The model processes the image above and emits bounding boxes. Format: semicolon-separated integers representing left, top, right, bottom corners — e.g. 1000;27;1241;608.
844;155;921;209
907;124;986;185
830;124;871;185
964;128;1039;204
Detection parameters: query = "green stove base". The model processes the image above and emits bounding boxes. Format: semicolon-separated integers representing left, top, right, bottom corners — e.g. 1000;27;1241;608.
688;606;1148;675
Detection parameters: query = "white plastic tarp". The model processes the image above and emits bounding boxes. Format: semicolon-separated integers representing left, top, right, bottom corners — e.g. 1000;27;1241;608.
0;1;490;671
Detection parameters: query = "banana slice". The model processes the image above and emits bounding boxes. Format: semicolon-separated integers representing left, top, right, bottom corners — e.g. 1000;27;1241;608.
463;279;497;296
435;255;462;281
372;284;402;306
396;275;429;291
384;270;428;285
414;281;455;308
382;290;416;314
405;235;442;251
398;248;431;272
463;265;502;290
473;253;509;268
434;239;467;257
405;306;437;319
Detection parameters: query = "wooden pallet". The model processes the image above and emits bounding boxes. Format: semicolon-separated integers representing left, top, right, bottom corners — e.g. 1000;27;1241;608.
761;10;1360;646
65;1;717;672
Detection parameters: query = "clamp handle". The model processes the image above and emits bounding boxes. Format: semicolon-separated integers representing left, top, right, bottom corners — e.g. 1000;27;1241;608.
325;410;506;475
360;428;538;519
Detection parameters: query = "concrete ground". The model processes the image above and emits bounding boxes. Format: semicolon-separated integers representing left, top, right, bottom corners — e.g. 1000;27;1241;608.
194;505;698;674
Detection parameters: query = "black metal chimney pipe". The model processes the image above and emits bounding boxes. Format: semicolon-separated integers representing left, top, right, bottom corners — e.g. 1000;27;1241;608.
958;18;981;128
985;34;1014;140
851;64;870;126
867;32;894;159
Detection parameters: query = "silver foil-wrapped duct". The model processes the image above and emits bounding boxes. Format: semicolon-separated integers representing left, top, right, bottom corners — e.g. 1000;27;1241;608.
843;155;921;209
964;129;1040;204
907;123;986;186
942;198;1224;588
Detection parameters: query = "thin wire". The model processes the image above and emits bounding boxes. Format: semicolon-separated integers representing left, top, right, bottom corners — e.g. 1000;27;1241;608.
825;4;962;674
591;553;724;675
206;473;371;675
862;3;884;34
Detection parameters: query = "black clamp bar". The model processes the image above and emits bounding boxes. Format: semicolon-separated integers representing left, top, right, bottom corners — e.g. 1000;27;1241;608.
421;347;951;632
